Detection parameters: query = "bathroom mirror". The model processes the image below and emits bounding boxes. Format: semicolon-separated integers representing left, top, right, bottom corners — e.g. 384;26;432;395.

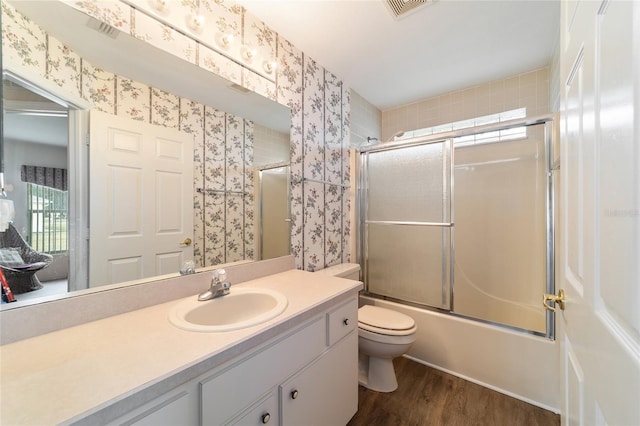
1;0;291;307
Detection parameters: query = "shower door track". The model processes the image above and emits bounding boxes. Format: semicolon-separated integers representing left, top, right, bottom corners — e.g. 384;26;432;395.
358;113;557;340
366;221;454;227
358;114;554;154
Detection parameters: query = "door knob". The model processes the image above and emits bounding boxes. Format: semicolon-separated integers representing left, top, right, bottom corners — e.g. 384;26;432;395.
543;289;565;312
180;238;192;246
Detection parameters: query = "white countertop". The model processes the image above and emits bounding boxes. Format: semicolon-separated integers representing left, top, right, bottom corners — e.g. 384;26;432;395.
0;269;362;425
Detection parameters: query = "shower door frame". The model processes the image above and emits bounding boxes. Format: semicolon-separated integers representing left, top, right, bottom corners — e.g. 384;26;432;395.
358;114;557;339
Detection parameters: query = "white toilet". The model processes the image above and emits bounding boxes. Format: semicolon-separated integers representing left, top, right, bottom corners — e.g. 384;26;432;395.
318;263;417;393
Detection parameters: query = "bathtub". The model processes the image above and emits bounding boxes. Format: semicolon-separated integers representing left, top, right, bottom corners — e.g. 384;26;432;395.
360;295;560;413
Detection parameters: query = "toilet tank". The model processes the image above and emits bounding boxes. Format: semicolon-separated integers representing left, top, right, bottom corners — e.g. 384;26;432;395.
316;263;361;281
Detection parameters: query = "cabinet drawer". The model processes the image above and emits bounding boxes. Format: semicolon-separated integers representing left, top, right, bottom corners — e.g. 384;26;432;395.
327;298;358;346
126;392;192;426
111;386;197;426
201;315;325;425
226;390;278;426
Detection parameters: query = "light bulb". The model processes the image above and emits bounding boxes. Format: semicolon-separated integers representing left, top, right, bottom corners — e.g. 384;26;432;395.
151;0;168;12
218;33;234;48
242;45;257;61
187;14;204;31
263;60;277;74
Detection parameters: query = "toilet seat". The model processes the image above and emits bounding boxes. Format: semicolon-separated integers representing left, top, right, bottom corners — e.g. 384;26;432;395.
358;305;417;336
358;326;417;345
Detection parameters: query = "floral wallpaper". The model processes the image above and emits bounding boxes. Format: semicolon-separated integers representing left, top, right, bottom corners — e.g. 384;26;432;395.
277;44;351;271
2;0;351;271
301;56;326;271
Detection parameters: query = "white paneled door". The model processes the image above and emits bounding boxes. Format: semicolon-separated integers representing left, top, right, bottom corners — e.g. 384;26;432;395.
559;0;639;424
89;111;194;287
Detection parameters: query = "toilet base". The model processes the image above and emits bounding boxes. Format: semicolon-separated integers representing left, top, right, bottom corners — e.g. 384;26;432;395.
358;353;399;393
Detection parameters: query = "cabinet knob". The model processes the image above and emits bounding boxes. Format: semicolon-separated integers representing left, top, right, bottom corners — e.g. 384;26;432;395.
261;413;271;424
290;389;299;400
343;318;349;326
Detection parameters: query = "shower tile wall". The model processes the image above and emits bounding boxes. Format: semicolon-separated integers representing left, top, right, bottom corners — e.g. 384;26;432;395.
549;40;561;113
2;0;351;271
350;90;382;148
252;124;289;167
349;90;382;259
381;67;550;141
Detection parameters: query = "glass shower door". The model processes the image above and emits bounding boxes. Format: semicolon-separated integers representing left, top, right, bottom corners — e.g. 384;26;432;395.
360;118;554;336
258;166;290;260
453;125;548;333
362;140;453;309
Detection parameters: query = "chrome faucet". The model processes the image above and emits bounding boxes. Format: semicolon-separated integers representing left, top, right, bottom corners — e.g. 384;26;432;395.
198;269;231;301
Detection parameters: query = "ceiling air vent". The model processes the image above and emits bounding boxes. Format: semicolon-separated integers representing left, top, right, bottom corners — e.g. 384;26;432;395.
86;17;120;39
384;0;435;19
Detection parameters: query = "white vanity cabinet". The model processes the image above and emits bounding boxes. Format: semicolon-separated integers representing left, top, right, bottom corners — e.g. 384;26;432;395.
1;267;364;426
109;296;358;426
200;315;327;424
201;297;358;425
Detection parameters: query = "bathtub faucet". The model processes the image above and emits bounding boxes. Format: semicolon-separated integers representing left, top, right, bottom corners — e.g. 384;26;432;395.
198;269;231;301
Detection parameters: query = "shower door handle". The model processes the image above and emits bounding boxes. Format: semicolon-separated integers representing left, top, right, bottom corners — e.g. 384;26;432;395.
543;289;565;312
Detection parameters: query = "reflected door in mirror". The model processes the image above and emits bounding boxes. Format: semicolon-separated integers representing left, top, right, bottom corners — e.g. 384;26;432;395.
89;111;194;287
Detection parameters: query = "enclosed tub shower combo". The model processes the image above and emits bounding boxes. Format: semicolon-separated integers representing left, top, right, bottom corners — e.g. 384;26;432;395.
358;115;557;338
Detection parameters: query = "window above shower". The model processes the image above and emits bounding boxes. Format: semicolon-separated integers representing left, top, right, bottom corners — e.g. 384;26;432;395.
394;107;527;146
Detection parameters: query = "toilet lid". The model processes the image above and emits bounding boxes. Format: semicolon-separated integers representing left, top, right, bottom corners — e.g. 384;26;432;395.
358;305;415;332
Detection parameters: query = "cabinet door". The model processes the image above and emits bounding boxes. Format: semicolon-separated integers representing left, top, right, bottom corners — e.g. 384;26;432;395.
280;332;358;426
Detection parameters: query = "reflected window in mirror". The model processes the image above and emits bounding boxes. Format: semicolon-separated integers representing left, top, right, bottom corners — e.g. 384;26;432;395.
2;77;71;303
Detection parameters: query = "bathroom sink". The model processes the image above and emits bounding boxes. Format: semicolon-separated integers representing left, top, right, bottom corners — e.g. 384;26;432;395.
169;287;288;332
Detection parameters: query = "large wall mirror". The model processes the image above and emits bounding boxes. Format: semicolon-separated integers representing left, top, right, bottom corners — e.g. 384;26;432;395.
1;0;292;308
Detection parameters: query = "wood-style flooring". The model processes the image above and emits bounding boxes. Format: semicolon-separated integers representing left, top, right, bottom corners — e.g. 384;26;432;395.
347;356;560;426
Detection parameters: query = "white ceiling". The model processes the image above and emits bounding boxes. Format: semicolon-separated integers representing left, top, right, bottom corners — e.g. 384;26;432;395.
238;0;560;111
3;83;69;147
3;114;68;147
